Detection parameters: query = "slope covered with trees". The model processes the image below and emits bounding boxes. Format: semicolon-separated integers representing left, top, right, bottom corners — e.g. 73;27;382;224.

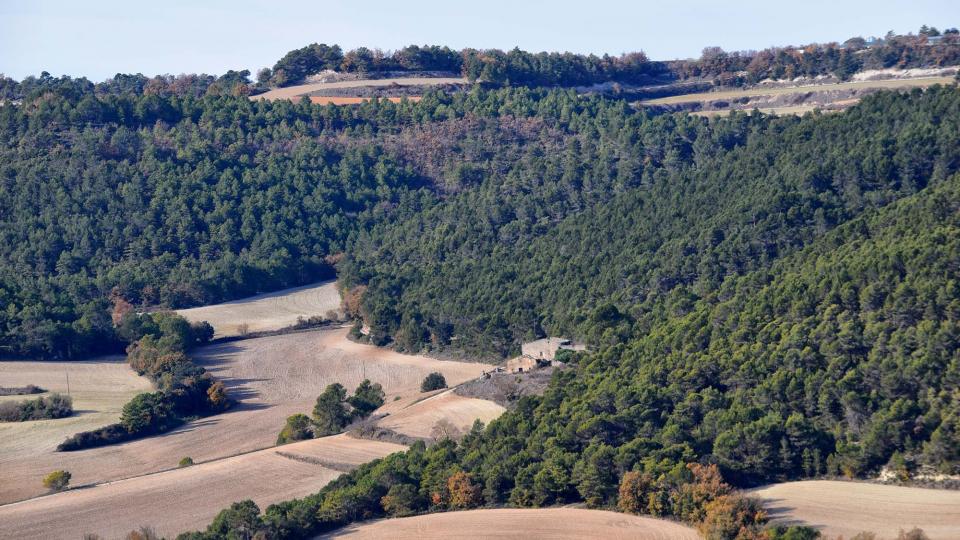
342;86;960;356
263;26;960;87
183;145;960;540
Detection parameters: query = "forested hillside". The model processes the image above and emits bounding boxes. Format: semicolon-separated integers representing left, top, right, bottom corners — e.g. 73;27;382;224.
343;87;960;356
1;79;958;359
184;144;960;540
264;27;960;87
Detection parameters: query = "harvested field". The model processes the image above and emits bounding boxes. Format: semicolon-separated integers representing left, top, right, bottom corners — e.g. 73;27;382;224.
749;480;960;539
0;358;152;502
309;96;422;106
176;280;341;338
322;508;700;539
0;327;492;504
375;389;505;439
253;77;466;102
0;434;406;540
641;76;955;106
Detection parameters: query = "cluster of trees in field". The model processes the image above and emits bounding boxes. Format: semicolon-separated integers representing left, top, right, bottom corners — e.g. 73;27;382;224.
0;393;72;421
57;312;227;451
277;380;385;443
263;26;959;87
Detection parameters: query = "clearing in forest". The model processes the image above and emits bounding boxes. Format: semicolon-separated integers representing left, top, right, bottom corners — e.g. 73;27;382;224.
176;280;341;338
322;508;700;539
749;480;960;540
375;389;505;439
0;434;406;540
252;77;466;101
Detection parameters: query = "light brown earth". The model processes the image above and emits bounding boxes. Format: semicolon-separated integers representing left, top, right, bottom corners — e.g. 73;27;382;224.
322;508;700;539
749;480;960;540
0;358;153;502
0;434;406;540
310;96;423;105
253;77;467;102
376;389;506;439
176;280;342;338
641;76;956;106
0;327;493;504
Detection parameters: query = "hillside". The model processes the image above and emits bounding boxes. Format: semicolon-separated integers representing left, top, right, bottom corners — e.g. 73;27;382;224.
181;94;960;538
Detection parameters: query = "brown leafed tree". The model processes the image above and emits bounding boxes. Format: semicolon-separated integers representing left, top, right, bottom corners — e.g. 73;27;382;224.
447;471;482;509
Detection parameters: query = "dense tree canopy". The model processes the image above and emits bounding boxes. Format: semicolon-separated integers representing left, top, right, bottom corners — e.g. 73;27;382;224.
263;27;960;87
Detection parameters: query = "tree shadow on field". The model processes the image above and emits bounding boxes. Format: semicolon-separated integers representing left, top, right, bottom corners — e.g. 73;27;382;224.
759;498;815;528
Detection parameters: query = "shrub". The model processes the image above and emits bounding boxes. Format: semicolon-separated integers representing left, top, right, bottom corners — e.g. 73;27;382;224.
0;393;72;421
43;470;71;491
699;495;768;540
421;372;447;392
897;528;930;540
179;457;194;467
277;413;315;444
348;379;385;418
767;525;821;540
57;423;133;451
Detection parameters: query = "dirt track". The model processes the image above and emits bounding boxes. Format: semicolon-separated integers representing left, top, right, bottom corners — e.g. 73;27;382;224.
176;280;342;337
253;77;466;102
0;327;493;504
323;508;700;539
749;480;960;539
0;434;406;540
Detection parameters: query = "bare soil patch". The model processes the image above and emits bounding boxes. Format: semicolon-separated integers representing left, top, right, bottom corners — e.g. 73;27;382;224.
643;76;956;116
375;389;505;439
0;434;405;540
176;280;341;338
749;480;960;539
253;77;467;102
322;508;700;539
310;96;422;105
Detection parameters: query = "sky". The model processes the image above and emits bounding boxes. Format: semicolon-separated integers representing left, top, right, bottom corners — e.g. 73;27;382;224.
1;0;957;81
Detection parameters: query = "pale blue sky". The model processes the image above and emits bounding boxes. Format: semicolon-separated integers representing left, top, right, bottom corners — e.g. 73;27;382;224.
1;0;957;81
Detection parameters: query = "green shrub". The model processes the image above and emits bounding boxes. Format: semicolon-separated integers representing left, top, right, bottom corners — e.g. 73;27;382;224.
0;393;73;422
277;414;315;444
42;470;71;491
421;372;447;392
179;457;194;467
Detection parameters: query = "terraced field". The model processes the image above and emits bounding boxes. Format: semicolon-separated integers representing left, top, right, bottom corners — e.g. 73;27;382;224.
0;358;152;503
323;508;700;539
0;327;493;504
0;434;406;540
750;480;960;539
176;280;341;337
253;77;466;102
376;389;505;439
